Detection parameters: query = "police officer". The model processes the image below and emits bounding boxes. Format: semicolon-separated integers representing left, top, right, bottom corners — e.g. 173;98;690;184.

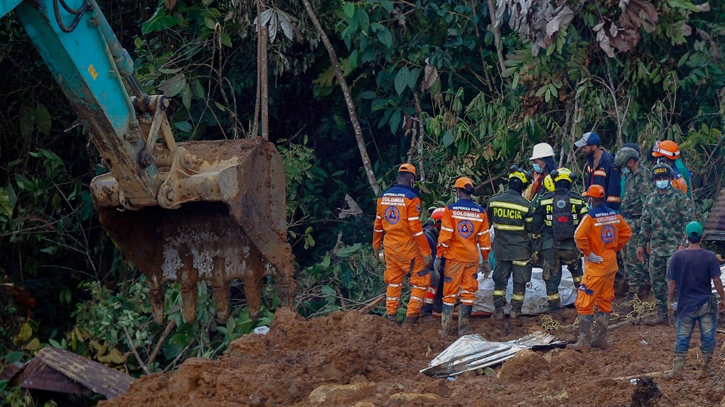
487;166;534;322
615;146;653;302
532;168;588;311
636;163;694;325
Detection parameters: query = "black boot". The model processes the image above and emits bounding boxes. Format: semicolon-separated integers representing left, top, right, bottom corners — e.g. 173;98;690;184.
401;314;418;327
458;305;472;335
386;314;398;323
419;303;433;317
440;304;453;337
492;295;505;321
548;298;561;312
510;300;524;326
645;309;668;326
591;312;610;348
623;290;636;304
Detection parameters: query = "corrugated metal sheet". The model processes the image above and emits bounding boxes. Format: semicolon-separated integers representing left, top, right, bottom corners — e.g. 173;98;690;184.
4;347;134;399
705;188;725;241
420;331;564;377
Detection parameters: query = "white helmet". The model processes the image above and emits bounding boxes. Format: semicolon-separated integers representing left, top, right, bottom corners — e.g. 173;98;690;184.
530;143;555;160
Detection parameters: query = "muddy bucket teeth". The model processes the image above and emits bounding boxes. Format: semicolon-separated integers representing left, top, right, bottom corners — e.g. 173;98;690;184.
92;139;295;324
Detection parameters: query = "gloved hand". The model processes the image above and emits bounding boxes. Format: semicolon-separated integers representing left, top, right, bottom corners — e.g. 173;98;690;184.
374;248;384;264
423;255;432;268
530;251;539;264
478;261;492;279
586;252;603;263
433;257;442;274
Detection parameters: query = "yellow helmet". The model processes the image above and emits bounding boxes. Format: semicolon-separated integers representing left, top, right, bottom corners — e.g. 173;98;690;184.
551;168;575;183
543;174;555;192
508;165;531;185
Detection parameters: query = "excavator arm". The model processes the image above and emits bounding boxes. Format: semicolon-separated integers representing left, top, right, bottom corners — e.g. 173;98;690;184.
2;0;295;323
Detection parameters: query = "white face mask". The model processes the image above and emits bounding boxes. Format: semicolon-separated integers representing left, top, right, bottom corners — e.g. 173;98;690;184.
655;180;671;190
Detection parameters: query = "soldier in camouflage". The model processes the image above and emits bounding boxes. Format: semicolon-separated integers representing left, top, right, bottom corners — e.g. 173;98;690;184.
615;146;653;302
637;163;694;325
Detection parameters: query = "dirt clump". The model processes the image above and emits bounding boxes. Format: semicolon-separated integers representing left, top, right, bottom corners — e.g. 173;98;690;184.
101;304;725;407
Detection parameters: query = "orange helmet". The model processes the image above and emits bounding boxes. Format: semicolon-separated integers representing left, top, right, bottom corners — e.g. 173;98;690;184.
398;163;417;176
454;177;474;190
431;207;446;222
652;140;680;159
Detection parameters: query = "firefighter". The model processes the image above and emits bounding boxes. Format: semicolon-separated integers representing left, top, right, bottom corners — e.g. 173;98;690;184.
574;132;622;210
614;146;653;302
372;163;432;326
636;163;694;325
651;140;691;197
532;168;588;311
420;208;446;317
487;166;534;322
435;177;491;336
571;185;632;350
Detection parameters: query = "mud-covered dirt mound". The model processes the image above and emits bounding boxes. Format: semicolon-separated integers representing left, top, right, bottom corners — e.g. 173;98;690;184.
101;306;725;407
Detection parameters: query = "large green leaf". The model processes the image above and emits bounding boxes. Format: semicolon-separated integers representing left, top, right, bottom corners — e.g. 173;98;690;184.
141;7;178;34
394;67;410;95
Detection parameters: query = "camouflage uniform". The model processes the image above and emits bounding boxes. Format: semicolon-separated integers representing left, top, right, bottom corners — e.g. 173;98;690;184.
620;164;652;294
637;187;693;313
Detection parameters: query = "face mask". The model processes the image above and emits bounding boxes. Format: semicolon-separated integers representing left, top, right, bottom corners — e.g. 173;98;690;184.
586;199;593;210
621;167;630;175
533;164;542;173
655;180;670;190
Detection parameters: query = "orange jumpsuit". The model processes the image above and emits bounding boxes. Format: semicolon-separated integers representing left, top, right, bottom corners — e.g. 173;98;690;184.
373;184;432;316
573;205;632;315
436;199;491;307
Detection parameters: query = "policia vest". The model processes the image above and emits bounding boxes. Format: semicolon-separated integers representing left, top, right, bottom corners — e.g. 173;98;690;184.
487;189;533;261
533;189;588;251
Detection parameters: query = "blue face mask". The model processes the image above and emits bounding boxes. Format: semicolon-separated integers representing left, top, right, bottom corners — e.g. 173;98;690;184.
621;167;630;175
533;164;542;173
655;180;671;190
586;199;593;211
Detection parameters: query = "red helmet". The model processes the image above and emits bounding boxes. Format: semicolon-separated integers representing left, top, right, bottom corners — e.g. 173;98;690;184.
652;140;680;159
431;207;445;222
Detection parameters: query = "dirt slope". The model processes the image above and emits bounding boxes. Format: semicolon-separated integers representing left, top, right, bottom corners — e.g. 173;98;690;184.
101;307;725;407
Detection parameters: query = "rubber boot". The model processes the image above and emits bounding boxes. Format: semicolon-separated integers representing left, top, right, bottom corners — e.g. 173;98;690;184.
645;309;668;326
440;304;453;338
458;305;472;336
700;354;713;379
492;296;505;321
510;300;524;326
623;290;636;304
591;312;610;349
548;298;561;312
662;353;686;380
419;303;433;317
570;314;593;350
401;314;418;328
386;314;398;323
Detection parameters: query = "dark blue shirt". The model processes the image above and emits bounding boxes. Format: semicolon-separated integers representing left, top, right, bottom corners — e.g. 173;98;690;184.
667;248;720;318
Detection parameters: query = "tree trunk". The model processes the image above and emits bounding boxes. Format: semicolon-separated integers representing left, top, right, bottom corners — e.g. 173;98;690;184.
300;0;380;196
252;0;262;138
260;25;269;140
487;0;509;85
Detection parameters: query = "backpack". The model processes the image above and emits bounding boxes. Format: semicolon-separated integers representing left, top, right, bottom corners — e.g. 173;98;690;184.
551;192;575;241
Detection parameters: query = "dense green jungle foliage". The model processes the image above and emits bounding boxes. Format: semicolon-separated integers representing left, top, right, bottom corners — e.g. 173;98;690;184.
1;0;724;403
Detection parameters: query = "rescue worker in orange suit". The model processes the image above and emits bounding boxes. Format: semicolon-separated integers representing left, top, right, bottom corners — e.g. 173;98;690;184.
571;185;631;350
651;140;691;197
575;132;622;211
420;207;446;317
435;177;491;336
372;163;432;326
487;166;534;323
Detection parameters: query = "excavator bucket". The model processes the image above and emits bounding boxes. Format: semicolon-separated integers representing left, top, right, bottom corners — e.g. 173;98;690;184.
92;139;296;324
